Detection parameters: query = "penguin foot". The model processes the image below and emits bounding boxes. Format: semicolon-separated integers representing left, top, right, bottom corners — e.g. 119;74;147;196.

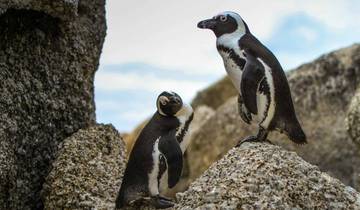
158;195;173;202
151;195;175;209
236;135;259;147
236;136;273;147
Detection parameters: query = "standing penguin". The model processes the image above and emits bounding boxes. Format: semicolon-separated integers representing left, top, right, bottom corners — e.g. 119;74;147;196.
115;91;194;209
197;11;306;145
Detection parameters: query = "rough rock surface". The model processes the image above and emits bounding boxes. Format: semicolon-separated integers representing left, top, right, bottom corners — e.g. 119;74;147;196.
42;124;127;210
347;87;360;146
176;143;360;210
0;0;79;20
0;0;106;209
0;130;15;210
186;44;360;190
192;76;237;110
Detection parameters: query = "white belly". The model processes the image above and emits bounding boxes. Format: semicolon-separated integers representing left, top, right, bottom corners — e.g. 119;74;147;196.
219;50;275;126
219;51;243;92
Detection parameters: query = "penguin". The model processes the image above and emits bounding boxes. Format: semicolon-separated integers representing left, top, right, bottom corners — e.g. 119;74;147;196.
197;11;306;145
115;91;194;209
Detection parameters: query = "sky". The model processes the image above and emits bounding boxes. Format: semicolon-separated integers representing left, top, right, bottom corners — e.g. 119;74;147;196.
95;0;360;132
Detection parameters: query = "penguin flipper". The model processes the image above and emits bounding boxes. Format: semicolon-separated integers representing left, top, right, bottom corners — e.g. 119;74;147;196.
240;53;265;115
158;132;183;188
237;94;252;124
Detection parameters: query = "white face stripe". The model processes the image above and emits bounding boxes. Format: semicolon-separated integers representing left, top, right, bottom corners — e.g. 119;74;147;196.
157;98;167;116
217;11;243;23
216;12;246;49
148;138;160;196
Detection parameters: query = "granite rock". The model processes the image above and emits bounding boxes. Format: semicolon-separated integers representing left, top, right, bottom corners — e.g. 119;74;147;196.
0;0;106;208
176;143;360;210
42;124;127;210
0;0;79;20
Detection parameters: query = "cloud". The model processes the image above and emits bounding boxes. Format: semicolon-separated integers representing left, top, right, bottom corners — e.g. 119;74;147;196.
101;0;360;74
95;71;209;102
96;0;360;131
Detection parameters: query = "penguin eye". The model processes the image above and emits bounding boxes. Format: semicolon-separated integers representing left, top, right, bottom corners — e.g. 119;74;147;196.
220;15;227;22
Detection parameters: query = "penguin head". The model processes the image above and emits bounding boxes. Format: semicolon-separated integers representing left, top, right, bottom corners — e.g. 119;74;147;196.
156;91;183;116
197;11;249;38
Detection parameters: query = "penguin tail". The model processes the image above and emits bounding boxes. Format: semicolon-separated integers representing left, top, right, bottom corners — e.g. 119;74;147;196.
284;120;307;144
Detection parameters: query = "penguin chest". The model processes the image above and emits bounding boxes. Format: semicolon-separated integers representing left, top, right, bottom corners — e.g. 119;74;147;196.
219;50;245;93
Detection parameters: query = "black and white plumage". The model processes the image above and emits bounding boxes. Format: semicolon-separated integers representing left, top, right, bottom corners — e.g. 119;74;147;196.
115;91;194;209
197;11;306;145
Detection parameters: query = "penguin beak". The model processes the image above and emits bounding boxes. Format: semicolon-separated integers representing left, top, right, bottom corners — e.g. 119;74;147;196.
197;18;217;30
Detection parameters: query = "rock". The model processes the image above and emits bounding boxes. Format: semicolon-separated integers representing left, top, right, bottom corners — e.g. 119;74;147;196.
42;124;127;210
0;129;15;210
188;106;215;134
0;0;79;20
192;76;237;110
185;44;360;190
176;143;360;209
0;0;106;208
346;87;360;146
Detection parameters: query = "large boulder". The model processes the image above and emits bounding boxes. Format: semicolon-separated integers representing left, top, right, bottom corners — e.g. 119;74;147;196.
176;143;360;209
0;0;106;209
0;0;79;20
0;129;15;210
347;87;360;147
192;76;236;110
42;124;127;210
186;44;360;190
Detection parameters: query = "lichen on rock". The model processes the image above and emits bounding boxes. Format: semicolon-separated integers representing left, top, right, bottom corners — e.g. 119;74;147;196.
42;124;127;210
176;143;360;210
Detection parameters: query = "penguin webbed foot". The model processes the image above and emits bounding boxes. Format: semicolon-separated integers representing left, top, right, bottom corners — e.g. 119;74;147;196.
236;135;259;147
237;95;252;124
236;127;271;147
151;195;175;209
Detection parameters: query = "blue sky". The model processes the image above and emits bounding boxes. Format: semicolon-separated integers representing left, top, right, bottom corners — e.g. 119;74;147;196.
95;0;360;132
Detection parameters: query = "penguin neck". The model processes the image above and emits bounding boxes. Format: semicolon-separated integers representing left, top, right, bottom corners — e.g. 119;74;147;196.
216;29;245;50
153;112;180;130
